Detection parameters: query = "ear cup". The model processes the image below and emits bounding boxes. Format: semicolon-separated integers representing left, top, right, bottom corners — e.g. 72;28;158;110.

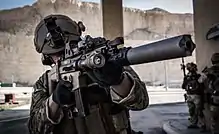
41;54;54;66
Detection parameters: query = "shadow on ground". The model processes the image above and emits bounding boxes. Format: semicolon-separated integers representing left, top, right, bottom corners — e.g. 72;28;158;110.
0;109;29;134
0;117;29;134
0;102;188;134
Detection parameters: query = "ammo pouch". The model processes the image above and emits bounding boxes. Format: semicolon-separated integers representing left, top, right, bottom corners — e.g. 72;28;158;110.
74;104;116;134
111;109;130;133
74;103;132;134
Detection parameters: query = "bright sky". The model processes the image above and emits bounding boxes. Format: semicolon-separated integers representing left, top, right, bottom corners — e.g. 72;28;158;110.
0;0;193;13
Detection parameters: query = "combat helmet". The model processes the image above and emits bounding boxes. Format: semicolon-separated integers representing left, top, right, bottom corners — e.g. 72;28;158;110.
34;14;85;55
186;62;197;72
211;53;219;65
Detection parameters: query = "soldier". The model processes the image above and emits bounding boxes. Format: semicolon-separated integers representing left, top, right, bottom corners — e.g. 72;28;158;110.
201;53;219;134
28;14;149;134
182;62;205;130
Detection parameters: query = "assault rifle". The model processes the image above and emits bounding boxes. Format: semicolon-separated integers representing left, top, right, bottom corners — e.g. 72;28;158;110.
48;34;196;117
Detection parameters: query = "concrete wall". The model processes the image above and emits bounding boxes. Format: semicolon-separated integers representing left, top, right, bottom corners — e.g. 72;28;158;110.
194;0;219;71
101;0;124;40
0;0;195;85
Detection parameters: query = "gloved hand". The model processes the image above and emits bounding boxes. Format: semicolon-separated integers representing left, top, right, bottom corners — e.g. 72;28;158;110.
52;80;75;106
87;61;124;87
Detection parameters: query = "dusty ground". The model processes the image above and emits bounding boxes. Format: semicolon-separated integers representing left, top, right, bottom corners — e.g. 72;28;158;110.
0;103;188;134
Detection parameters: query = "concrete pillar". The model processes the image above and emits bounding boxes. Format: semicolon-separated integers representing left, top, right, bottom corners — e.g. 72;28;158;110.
193;0;219;71
193;0;219;130
101;0;124;40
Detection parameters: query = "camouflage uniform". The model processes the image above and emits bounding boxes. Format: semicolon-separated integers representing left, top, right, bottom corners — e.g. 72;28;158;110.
182;63;205;129
198;53;219;134
203;65;219;134
182;72;205;128
28;66;149;134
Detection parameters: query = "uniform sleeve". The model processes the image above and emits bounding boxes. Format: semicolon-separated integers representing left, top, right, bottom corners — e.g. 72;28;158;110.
28;72;64;134
110;66;149;111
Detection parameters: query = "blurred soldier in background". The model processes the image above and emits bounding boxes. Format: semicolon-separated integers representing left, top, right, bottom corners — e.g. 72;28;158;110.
200;53;219;134
182;62;205;130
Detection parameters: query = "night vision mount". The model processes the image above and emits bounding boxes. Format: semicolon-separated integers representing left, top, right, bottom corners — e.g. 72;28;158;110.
44;16;65;49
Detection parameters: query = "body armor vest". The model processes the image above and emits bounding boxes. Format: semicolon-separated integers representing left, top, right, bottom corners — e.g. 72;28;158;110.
206;66;219;94
184;73;201;95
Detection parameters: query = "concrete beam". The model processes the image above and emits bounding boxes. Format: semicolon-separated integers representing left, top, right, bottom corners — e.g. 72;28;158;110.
193;0;219;71
101;0;124;40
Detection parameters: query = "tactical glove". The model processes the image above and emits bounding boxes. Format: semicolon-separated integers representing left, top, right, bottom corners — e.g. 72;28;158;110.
87;61;124;87
52;80;75;106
